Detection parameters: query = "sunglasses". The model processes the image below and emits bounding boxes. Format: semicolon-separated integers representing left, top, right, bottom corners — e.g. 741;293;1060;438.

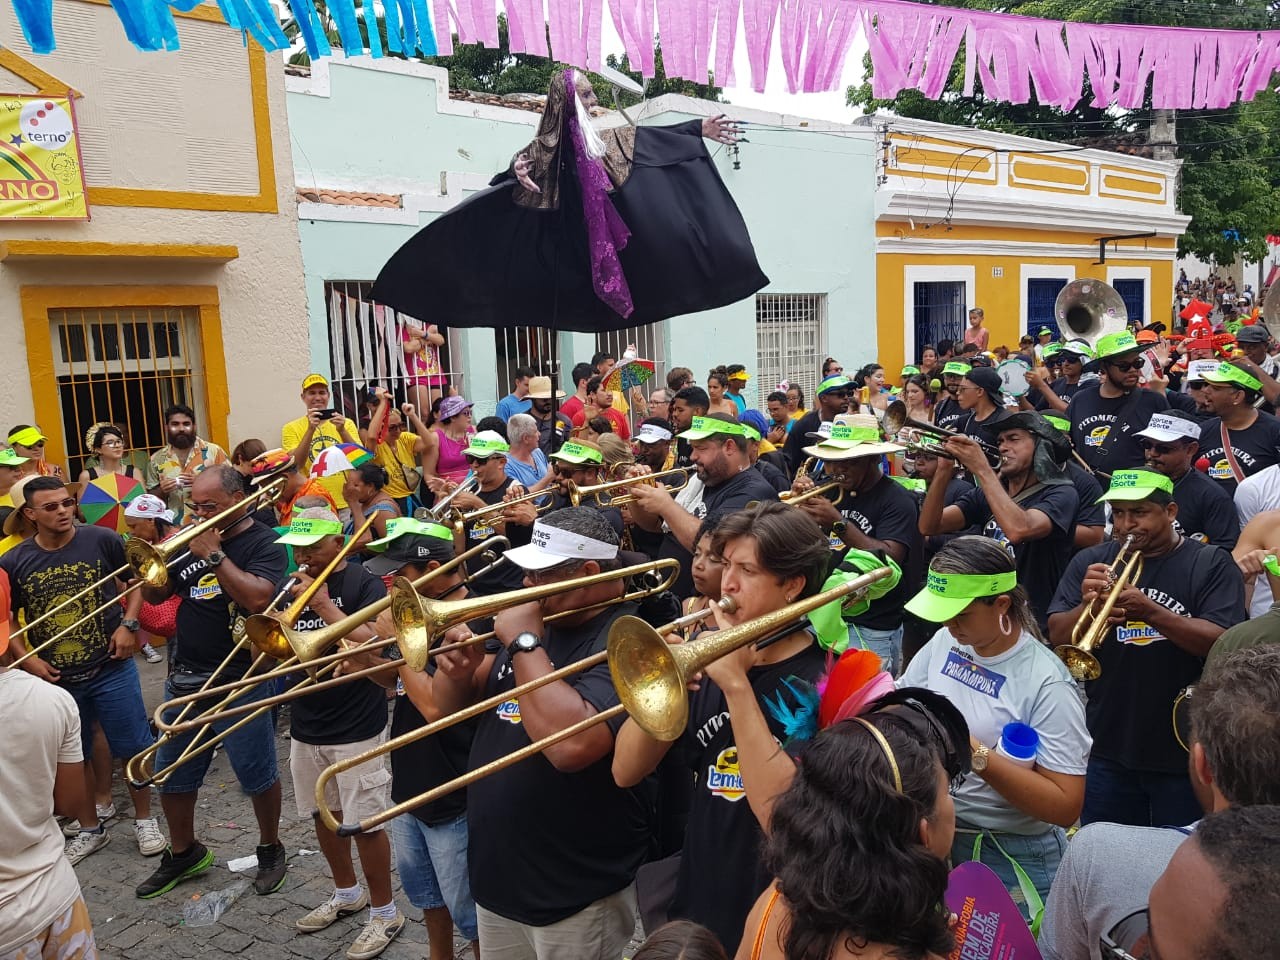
17;440;46;449
1140;440;1185;455
1107;359;1144;372
186;500;221;514
1100;908;1151;960
31;497;76;513
464;455;495;465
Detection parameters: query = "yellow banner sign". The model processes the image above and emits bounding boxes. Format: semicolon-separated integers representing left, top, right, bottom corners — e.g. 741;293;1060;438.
0;95;89;220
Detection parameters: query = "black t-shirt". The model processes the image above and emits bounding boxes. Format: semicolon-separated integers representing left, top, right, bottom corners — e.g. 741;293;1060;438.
924;476;976;559
1196;413;1280;497
783;410;822;473
390;613;498;826
671;642;827;954
659;469;780;598
833;476;919;630
1032;378;1080;411
287;562;388;745
752;459;790;493
934;397;971;435
1066;385;1169;473
1171;468;1240;548
962;405;1010;442
1048;538;1245;773
464;479;533;595
169;520;287;678
1166;390;1206;421
1066;462;1106;532
467;603;653;925
1;525;126;679
956;480;1079;630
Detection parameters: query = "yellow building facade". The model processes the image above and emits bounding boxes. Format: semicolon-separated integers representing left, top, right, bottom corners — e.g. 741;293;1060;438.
874;119;1188;375
0;0;307;477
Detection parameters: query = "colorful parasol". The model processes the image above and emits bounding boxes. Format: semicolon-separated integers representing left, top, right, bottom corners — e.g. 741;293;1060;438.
335;442;375;466
604;358;656;394
80;473;144;533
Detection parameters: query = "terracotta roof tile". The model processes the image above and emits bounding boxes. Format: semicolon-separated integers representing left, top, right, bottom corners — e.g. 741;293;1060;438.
297;188;404;208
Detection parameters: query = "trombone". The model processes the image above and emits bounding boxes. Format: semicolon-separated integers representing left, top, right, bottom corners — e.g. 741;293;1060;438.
780;481;845;508
1055;535;1144;681
125;515;375;788
316;564;893;836
564;467;693;507
8;477;286;671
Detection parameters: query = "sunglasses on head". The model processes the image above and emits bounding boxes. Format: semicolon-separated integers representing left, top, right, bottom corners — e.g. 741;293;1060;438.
1100;908;1151;960
1107;359;1144;372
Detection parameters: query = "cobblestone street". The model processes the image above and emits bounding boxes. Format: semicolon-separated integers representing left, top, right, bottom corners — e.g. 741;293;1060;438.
74;656;470;960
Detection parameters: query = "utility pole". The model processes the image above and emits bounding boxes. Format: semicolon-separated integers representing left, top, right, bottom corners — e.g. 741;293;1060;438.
1149;109;1177;161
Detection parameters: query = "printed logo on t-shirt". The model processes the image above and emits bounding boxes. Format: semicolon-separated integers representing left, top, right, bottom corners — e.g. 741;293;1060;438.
1115;621;1165;645
1085;425;1111;448
982;518;1016;561
1204;446;1258;481
495;699;521;724
706;746;746;802
469;523;496;540
190;572;223;601
940;649;1007;699
1172;518;1209;544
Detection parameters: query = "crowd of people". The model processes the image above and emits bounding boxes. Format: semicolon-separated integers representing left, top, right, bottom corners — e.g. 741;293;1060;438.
5;316;1280;960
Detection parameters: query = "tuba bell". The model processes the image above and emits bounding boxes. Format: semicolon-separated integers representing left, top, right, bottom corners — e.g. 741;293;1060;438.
1054;278;1129;348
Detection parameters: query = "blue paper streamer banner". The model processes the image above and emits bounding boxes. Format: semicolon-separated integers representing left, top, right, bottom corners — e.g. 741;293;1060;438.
7;0;435;58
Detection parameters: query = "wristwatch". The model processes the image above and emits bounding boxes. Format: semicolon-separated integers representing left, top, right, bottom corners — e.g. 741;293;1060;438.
971;743;991;774
121;619;141;632
509;632;543;657
206;550;226;568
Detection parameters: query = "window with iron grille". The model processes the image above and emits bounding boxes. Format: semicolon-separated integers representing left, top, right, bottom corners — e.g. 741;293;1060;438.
50;306;206;479
1027;278;1068;340
594;322;667;428
1113;279;1146;326
755;294;828;409
323;281;462;424
913;282;966;354
494;327;559;404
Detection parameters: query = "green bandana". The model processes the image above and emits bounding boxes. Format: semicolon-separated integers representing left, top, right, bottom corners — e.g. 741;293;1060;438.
810;551;903;651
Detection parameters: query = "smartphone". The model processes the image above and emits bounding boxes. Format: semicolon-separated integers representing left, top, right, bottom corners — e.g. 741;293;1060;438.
316;408;338;420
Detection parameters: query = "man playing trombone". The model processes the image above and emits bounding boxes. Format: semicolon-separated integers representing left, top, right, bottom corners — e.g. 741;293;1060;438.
1047;469;1245;828
273;508;405;958
1;475;160;865
135;465;288;900
431;508;655;959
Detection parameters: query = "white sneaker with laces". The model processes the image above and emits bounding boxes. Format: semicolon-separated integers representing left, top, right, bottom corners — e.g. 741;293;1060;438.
65;829;111;865
142;644;164;664
295;889;369;933
62;802;117;837
346;911;405;960
134;818;166;856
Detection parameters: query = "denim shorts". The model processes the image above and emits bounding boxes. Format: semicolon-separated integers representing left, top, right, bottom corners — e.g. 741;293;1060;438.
390;812;478;941
847;623;904;677
951;824;1067;913
155;676;278;796
63;657;154;760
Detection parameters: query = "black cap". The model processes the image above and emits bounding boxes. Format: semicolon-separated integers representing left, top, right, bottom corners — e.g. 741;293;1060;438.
363;533;454;576
965;366;1003;397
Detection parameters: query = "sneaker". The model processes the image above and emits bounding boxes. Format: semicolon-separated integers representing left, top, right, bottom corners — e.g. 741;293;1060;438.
134;818;166;856
65;828;111;865
62;802;116;837
295;889;370;933
142;644;164;664
347;912;406;960
253;841;287;895
135;843;214;899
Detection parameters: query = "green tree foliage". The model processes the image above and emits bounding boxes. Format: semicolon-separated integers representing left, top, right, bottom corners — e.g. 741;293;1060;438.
846;0;1280;264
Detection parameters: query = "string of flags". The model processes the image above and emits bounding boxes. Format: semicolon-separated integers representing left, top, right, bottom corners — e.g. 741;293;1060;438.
8;0;1280;110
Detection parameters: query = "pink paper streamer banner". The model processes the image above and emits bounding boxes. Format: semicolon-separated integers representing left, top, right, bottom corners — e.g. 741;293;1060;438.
451;0;1280;111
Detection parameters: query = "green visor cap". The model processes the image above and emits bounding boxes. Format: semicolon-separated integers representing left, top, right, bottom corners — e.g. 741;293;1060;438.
901;365;921;377
1097;468;1175;503
905;569;1019;622
366;516;454;551
1042;343;1064;361
1202;362;1263;392
942;361;972;376
678;417;753;441
1096;331;1140;360
275;517;344;546
1042;414;1071;434
549;440;603;464
816;375;853;395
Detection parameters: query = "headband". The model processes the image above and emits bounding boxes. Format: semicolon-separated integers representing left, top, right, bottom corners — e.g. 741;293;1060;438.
853;717;903;793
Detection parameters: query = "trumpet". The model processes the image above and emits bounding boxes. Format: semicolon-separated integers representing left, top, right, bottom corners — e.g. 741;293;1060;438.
316;565;892;836
424;473;479;520
440;487;556;536
125;516;374;788
882;401;1001;468
9;477;286;671
1056;535;1144;681
780;480;845;508
564;467;693;508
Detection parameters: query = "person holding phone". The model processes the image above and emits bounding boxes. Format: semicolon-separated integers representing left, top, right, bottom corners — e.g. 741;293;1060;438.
282;373;363;510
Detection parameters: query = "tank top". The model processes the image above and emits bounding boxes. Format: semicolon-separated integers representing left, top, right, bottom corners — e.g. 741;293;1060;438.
436;429;473;484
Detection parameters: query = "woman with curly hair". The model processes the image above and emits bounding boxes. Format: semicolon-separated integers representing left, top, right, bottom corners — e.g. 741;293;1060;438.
738;691;968;960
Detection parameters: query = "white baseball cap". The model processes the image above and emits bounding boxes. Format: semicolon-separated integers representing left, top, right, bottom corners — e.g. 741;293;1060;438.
1135;412;1201;444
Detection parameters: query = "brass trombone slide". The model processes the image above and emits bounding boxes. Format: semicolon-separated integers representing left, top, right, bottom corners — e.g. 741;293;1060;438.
1055;535;1144;682
149;537;511;734
564;467;693;508
318;565;892;836
127;515;376;787
9;477;286;670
